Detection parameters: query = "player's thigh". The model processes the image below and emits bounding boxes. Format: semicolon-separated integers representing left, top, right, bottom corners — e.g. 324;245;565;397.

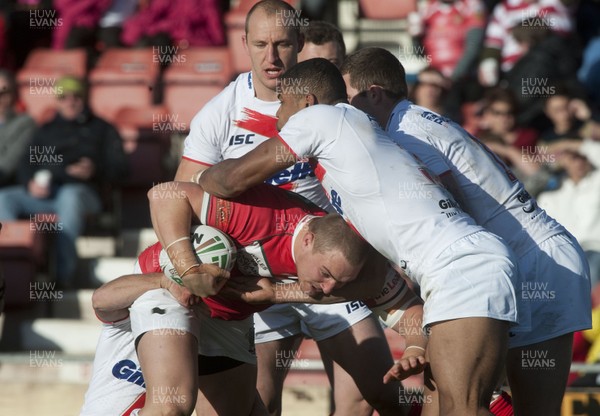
427;317;508;414
317;314;398;407
330;360;374;416
130;289;200;415
254;304;304;410
137;330;198;415
256;334;303;413
506;333;573;416
196;361;266;416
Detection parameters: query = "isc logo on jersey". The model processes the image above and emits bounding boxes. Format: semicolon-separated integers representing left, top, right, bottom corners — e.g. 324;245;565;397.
160;225;237;285
229;133;255;145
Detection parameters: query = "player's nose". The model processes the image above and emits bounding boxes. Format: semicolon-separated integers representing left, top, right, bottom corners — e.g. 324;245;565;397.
320;280;336;295
266;44;278;63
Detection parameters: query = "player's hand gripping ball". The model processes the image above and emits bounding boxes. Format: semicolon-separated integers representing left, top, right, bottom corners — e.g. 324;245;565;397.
159;225;237;286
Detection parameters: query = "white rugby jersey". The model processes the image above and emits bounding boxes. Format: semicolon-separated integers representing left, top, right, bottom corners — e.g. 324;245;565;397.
183;72;330;209
277;103;484;284
387;100;564;256
80;318;145;416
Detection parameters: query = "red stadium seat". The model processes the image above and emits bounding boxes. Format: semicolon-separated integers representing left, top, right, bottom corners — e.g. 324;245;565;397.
89;48;159;84
17;48;87;82
88;84;154;124
355;0;416;50
163;84;222;130
88;48;159;122
113;105;173;186
163;47;233;86
358;0;416;20
0;221;48;308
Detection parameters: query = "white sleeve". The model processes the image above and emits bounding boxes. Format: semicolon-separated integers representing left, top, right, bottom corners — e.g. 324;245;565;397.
182;99;226;165
277;106;336;160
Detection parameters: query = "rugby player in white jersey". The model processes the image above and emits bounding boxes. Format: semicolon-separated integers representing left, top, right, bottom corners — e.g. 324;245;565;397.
340;47;591;416
81;259;200;416
197;58;522;416
169;1;405;414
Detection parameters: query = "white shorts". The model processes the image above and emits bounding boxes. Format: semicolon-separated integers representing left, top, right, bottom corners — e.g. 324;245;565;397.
80;318;145;416
130;289;255;365
509;232;592;348
254;301;372;343
420;231;519;328
130;289;200;341
195;302;256;365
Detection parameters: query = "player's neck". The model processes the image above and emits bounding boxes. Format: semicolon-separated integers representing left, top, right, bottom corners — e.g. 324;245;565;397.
253;77;278;102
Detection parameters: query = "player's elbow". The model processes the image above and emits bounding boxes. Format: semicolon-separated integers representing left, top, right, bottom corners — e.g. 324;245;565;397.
91;287;110;313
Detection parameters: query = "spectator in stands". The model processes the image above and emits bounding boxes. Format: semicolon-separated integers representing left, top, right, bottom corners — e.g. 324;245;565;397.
409;0;486;82
120;0;225;49
0;76;128;289
52;0;137;63
502;20;584;129
52;0;111;50
0;69;37;187
538;139;600;286
478;0;575;87
476;87;559;195
409;67;451;116
298;21;346;68
541;89;596;143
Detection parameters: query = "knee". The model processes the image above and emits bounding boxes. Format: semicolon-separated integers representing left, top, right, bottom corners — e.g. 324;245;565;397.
144;402;195;416
360;384;401;413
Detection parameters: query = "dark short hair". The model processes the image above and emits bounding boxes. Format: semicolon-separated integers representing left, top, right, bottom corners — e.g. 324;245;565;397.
279;57;347;104
309;214;371;268
483;87;518;113
340;47;408;100
301;21;346;58
245;0;300;39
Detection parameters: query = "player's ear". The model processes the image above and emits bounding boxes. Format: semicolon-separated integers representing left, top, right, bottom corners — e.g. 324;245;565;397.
305;93;317;107
242;34;249;56
368;85;384;104
302;229;315;250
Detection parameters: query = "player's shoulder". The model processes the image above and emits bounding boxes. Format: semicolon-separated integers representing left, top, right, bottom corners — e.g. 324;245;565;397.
190;73;249;125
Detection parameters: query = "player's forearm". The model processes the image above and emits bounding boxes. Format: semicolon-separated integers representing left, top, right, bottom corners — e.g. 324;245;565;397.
273;282;347;304
397;303;428;349
200;158;252;198
92;273;164;322
199;139;294;198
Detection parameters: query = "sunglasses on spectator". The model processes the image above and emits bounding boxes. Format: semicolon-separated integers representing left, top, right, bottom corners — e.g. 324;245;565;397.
57;93;83;101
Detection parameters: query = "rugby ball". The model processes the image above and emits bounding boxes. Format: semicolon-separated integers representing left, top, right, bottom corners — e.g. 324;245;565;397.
159;225;237;286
